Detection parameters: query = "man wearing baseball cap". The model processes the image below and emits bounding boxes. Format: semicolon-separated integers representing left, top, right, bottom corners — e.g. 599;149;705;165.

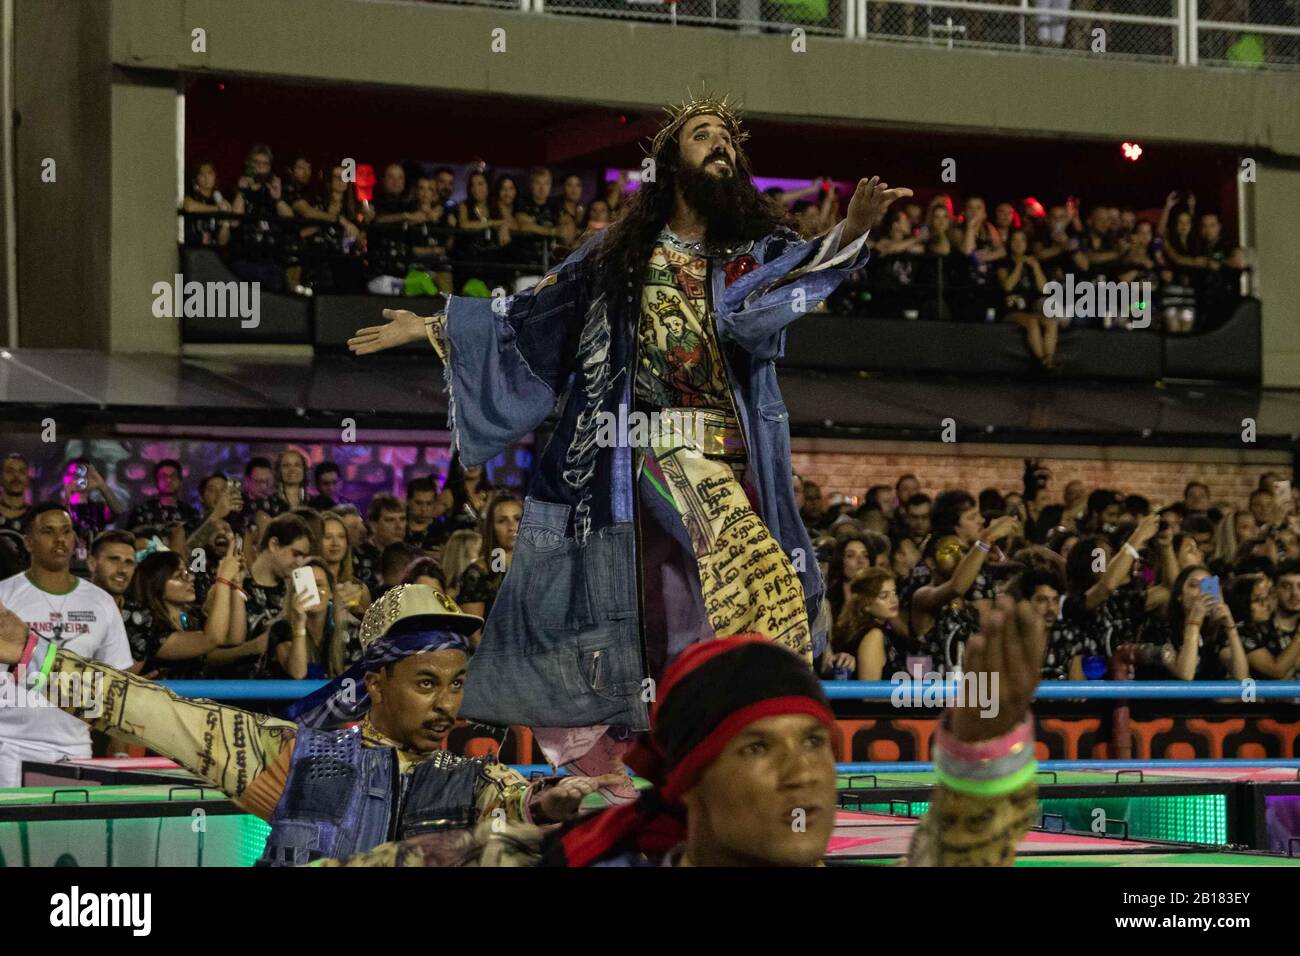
0;584;614;865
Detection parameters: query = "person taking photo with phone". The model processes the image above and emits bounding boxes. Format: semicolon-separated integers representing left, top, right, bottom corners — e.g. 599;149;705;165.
1154;565;1250;682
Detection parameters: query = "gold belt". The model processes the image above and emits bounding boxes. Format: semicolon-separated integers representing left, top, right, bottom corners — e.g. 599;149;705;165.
660;407;747;462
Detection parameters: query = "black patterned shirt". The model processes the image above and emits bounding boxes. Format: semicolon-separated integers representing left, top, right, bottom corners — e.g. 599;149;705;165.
352;544;383;597
456;562;503;618
121;597;207;679
120;497;202;534
1241;617;1299;677
204;575;284;679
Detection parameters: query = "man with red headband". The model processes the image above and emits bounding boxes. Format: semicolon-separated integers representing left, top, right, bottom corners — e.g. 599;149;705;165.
546;594;1045;866
326;594;1044;866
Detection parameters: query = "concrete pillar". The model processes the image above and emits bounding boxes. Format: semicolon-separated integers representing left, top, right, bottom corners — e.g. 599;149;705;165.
108;75;179;353
13;0;111;349
1254;165;1300;388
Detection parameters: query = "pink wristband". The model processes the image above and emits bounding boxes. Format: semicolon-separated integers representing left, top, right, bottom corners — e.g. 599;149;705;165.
935;712;1034;764
17;631;39;671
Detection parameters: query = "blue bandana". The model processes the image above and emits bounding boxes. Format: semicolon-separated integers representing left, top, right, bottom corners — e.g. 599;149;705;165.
285;621;472;729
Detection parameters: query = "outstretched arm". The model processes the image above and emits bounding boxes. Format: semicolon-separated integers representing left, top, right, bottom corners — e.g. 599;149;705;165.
310;770;629;867
350;247;592;466
0;603;295;804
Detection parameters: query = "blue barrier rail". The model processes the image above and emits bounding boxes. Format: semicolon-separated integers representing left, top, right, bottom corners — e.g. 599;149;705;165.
158;679;1300;702
158;680;327;700
825;680;1300;700
506;759;1300;777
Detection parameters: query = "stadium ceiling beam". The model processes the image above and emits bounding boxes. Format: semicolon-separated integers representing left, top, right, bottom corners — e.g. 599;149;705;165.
536;109;659;164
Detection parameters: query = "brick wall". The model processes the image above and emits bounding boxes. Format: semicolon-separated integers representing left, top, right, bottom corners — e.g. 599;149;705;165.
791;444;1292;511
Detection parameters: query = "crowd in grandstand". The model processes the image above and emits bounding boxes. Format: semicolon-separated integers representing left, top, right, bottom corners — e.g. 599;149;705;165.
1;449;1295;693
182;144;1249;366
807;462;1300;685
0;450;516;685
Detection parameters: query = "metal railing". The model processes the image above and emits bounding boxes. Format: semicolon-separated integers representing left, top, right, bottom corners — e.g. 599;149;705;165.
156;678;1300;699
500;0;1300;69
859;0;1181;63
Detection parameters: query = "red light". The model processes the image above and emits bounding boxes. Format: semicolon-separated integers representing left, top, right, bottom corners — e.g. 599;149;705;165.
354;164;376;203
1122;142;1143;161
217;83;225;91
1022;196;1046;218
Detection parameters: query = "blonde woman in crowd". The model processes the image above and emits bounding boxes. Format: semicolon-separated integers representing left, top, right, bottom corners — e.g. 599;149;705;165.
1212;507;1260;567
319;512;372;618
270;557;351;679
441;529;483;599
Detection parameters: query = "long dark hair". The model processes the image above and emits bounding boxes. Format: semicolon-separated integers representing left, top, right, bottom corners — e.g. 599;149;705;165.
446;452;494;514
1167;564;1212;638
588;124;787;313
491;174;519;218
827;532;886;621
318;163;359;221
481;491;523;560
464;171;490;220
1065;534;1107;596
130;551;188;631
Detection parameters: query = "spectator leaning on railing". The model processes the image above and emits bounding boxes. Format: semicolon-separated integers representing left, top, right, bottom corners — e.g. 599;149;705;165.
366;163;419;295
180;139;1258;332
513;166;570;278
182;160;232;247
407;176;457;295
453;170;512;294
997;228;1057;369
229;143;294;291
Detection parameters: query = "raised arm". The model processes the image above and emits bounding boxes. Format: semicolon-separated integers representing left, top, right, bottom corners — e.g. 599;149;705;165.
907;596;1045;866
1170;594;1208;681
912;516;1020;620
1213;603;1250;682
1084;514;1158;610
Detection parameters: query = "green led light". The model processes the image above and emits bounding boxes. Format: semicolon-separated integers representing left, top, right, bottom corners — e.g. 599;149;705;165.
235;816;272;866
1037;794;1228;844
0;813;274;867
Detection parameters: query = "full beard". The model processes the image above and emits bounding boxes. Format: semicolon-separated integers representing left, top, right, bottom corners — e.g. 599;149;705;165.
677;160;759;247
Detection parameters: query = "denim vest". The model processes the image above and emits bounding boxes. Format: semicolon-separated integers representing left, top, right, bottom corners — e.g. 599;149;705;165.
258;725;483;866
444;223;871;731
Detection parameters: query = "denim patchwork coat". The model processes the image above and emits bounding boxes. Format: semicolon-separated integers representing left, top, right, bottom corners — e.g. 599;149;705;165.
441;221;871;731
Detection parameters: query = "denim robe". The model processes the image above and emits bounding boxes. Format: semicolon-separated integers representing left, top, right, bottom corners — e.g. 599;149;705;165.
443;221;871;731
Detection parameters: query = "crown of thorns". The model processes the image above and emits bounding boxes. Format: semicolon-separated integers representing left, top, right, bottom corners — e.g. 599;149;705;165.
648;90;749;158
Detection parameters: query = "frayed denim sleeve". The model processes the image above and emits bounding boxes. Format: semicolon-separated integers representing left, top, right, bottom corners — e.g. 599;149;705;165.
715;221;871;360
443;257;587;466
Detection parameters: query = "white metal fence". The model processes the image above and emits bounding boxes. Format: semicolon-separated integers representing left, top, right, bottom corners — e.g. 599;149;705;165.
502;0;1300;68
